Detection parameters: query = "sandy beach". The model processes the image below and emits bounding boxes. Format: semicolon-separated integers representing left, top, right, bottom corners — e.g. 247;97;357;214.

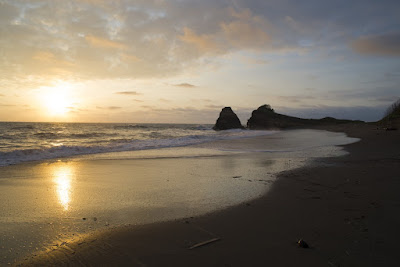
12;123;398;266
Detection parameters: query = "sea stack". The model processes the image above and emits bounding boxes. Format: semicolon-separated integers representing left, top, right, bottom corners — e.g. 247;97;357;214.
213;107;244;130
247;104;276;129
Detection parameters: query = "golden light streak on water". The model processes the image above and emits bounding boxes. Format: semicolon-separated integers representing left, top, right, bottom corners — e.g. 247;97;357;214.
52;164;74;211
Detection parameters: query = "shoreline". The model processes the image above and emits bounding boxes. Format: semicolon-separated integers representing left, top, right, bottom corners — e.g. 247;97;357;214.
18;123;400;266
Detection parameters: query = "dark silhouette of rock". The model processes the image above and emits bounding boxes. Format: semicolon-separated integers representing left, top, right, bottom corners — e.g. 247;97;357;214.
213;107;244;130
297;239;309;248
247;105;277;129
247;104;363;130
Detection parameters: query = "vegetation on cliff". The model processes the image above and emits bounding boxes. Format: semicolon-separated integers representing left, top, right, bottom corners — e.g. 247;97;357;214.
379;98;400;129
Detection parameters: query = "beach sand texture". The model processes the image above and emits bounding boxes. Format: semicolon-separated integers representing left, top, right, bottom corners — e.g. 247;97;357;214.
3;125;399;266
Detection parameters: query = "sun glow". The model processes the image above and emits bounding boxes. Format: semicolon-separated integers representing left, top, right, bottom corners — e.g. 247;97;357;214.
52;164;75;211
41;83;74;116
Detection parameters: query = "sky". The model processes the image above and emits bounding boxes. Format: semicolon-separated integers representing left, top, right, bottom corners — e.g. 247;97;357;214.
0;0;399;123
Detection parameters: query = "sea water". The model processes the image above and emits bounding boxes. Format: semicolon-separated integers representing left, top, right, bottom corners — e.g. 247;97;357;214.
0;123;359;265
0;122;274;166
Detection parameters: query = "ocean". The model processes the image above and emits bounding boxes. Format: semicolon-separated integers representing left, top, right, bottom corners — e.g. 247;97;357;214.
0;122;360;265
0;122;274;166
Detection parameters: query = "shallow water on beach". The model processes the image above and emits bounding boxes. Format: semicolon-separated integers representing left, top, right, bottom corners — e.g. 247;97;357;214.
0;129;358;265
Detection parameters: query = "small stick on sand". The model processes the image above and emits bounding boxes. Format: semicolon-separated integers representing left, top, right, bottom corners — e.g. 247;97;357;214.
189;237;221;250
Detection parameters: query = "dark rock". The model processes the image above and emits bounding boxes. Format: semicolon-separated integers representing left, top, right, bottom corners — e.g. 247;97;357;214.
213;107;244;130
384;127;397;131
247;105;277;129
297;239;309;248
247;104;363;130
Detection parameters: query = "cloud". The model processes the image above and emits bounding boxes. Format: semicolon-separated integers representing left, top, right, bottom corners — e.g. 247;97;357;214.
330;86;400;101
96;106;122;110
140;105;154;110
205;104;223;109
179;27;220;54
277;104;387;122
0;2;18;23
179;7;272;55
173;83;197;88
375;96;400;103
242;57;269;65
276;95;316;104
0;0;356;85
115;91;141;95
351;33;400;56
0;104;16;107
85;35;127;50
220;16;271;49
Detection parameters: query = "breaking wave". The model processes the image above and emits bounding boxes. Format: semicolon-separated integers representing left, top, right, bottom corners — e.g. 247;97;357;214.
0;127;275;166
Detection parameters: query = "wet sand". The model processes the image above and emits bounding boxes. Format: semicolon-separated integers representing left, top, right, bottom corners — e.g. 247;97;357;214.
18;124;400;266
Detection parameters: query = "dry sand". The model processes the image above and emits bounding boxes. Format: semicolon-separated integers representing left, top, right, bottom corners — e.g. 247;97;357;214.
19;123;400;266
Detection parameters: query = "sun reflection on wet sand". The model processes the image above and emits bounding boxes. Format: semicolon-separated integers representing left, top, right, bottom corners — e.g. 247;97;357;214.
52;164;74;211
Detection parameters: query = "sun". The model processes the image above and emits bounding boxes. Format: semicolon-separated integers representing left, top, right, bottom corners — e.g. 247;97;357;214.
42;83;73;116
44;92;69;115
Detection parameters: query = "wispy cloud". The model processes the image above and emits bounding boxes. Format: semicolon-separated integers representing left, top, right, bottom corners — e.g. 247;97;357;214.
174;83;197;88
375;96;399;103
276;95;317;104
96;106;122;110
0;104;16;107
351;33;400;56
140;105;154;110
205;104;223;109
242;57;269;65
85;35;127;50
115;91;141;95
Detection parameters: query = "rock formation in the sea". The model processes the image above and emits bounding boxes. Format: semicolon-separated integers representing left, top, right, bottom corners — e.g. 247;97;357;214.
213;107;244;130
247;104;278;129
247;104;363;130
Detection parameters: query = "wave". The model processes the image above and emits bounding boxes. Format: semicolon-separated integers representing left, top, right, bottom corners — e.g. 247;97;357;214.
33;132;117;139
113;124;212;130
10;125;36;130
33;132;58;138
0;130;275;166
113;124;151;130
